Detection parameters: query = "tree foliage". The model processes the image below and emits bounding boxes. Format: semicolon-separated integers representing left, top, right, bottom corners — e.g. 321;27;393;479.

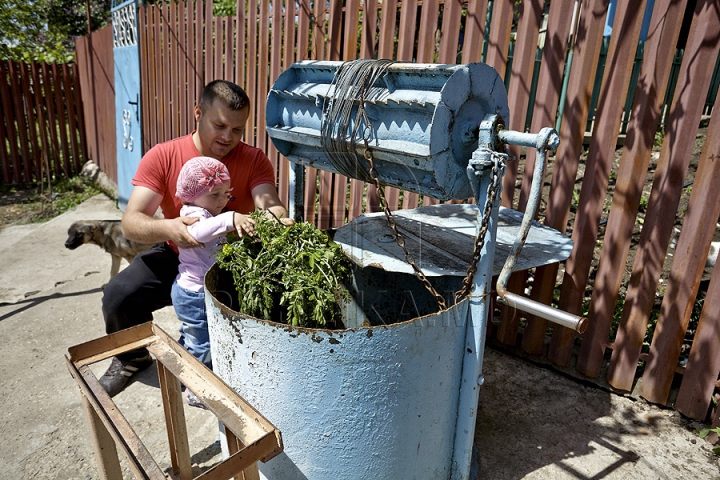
0;0;110;63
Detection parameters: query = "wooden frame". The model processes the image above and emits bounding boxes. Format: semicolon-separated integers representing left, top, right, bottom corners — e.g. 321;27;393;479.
66;322;283;480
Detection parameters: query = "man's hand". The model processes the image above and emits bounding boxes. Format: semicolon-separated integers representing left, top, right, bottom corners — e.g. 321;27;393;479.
170;216;203;248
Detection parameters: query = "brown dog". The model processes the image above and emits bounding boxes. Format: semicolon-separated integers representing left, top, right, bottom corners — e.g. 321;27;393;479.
65;220;154;279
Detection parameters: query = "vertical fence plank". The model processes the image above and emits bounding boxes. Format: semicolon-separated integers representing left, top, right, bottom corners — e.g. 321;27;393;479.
19;62;41;179
52;63;73;176
143;4;157;149
276;0;297;208
328;0;349;227
30;62;52;184
224;15;233;82
484;0;515;80
154;3;164;145
205;0;213;87
377;0;397;60
195;0;205;112
0;62;13;183
75;26;116;181
177;0;189;136
397;0;418;62
235;0;247;90
570;0;649;378
316;0;343;229
41;63;62;177
269;0;283;203
214;17;223;81
296;0;310;60
417;0;439;63
522;0;580;349
72;62;89;166
502;0;545;209
138;4;151;152
170;0;179;139
636;0;720;405
544;0;609;366
294;0;316;223
344;0;366;221
438;0;463;64
397;0;419;210
245;0;258;146
676;271;720;420
311;0;328;226
61;63;82;172
154;5;166;144
360;0;378;60
312;0;326;60
593;0;688;391
461;0;489;64
376;0;400;212
257;0;270;152
492;0;545;352
417;0;441;207
362;0;381;213
18;62;41;180
8;61;33;182
165;2;174;142
189;1;198;130
157;2;166;143
665;91;720;418
516;0;577;354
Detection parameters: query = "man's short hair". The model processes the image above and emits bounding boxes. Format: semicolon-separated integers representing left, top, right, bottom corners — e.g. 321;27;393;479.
199;80;250;111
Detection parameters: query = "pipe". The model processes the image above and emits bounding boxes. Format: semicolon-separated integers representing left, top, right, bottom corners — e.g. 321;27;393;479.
496;127;559;296
496;292;588;333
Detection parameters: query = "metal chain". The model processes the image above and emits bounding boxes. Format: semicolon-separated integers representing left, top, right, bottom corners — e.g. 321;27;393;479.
322;59;446;310
455;149;507;301
363;146;448;311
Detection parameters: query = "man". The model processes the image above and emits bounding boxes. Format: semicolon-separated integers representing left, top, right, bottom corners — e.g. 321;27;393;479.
99;80;290;396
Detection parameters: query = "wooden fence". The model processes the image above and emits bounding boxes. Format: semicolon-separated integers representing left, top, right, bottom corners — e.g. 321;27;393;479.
0;60;87;184
76;26;117;184
75;0;720;422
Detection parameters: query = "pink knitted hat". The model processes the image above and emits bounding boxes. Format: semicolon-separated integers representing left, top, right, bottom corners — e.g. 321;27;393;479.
176;156;231;203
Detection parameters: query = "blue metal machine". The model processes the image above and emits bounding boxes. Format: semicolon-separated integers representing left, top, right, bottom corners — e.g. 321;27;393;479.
207;60;586;480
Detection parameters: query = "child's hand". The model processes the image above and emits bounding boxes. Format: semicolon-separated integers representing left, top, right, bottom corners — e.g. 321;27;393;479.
233;213;256;236
280;217;295;226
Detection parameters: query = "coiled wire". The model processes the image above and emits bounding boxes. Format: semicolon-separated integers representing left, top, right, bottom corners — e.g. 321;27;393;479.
320;59;395;182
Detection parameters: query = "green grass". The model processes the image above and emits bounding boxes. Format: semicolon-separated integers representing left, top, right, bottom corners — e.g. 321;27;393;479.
0;175;112;227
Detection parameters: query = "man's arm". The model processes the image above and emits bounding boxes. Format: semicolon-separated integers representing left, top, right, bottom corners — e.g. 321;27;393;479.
122;185;203;248
251;183;289;219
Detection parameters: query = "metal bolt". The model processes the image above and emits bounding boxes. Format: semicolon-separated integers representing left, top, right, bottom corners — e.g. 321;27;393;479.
477;375;485;386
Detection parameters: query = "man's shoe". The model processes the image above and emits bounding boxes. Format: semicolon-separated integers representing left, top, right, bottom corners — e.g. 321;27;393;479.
98;354;154;397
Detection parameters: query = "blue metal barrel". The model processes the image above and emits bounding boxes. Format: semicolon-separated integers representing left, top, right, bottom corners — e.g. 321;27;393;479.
206;265;470;479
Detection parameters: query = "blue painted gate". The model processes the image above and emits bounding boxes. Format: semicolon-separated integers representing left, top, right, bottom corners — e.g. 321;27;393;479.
111;0;142;210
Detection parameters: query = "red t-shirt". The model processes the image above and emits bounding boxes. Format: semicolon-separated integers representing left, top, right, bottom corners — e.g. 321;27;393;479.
132;133;276;219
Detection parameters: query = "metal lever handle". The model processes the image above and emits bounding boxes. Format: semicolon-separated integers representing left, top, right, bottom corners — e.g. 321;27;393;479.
494;128;588;334
496;292;588;333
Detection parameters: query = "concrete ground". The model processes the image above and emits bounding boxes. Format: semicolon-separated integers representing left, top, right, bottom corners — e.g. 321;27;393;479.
0;194;718;479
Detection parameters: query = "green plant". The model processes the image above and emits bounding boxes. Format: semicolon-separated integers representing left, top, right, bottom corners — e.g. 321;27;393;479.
698;427;720;455
0;175;108;229
216;211;352;328
654;130;664;148
570;188;580;212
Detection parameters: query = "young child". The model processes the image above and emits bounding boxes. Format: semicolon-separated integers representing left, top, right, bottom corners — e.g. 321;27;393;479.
172;156;255;407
